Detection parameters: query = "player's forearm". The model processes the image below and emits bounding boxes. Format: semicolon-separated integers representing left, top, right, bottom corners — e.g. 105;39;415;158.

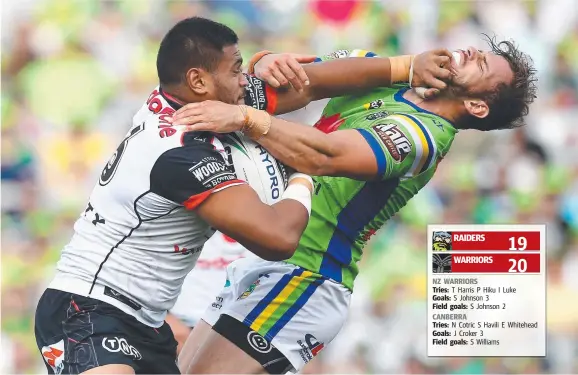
199;182;312;261
275;56;409;114
237;200;310;261
256;117;339;176
305;57;394;100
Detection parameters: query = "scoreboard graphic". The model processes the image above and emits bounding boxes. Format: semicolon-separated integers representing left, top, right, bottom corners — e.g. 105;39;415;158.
427;224;546;357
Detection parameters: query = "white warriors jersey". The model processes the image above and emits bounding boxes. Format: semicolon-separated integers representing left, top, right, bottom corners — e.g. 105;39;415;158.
48;75;280;327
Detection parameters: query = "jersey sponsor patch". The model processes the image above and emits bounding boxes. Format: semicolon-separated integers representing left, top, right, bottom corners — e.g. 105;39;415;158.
297;334;325;363
363;99;383;110
365;110;390;121
188;156;237;189
372;123;412;163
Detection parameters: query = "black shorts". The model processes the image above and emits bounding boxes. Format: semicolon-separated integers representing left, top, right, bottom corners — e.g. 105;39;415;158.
35;289;179;374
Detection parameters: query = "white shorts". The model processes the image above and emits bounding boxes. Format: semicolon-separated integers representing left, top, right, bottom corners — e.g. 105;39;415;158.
202;257;351;372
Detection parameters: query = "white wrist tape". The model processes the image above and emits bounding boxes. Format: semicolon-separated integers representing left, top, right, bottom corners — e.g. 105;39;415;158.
281;181;313;216
288;173;314;189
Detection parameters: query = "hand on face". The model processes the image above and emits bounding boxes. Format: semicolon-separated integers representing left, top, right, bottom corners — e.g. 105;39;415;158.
253;53;318;92
411;49;458;98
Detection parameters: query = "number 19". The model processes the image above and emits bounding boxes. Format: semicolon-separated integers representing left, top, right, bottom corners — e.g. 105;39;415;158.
509;236;527;251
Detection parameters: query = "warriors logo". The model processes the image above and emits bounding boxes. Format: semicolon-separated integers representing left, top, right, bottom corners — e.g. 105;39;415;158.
432;253;452;273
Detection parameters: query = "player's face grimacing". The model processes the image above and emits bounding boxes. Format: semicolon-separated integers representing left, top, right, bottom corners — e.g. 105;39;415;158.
209;44;249;105
447;47;514;119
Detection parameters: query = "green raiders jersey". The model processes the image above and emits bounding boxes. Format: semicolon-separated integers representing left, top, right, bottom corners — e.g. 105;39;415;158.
285;50;458;290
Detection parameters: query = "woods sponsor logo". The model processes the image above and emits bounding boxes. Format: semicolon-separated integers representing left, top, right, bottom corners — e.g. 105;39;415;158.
189;157;236;188
372;123;412;163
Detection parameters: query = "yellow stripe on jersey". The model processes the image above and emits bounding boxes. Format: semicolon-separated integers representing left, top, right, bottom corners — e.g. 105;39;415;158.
249;270;313;332
389;114;435;176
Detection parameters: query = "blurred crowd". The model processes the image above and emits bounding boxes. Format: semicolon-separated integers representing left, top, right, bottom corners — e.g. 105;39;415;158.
2;0;578;373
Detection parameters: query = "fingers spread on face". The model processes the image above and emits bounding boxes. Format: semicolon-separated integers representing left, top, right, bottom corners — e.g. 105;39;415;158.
427;77;448;91
433;66;452;81
434;55;451;68
434;48;453;59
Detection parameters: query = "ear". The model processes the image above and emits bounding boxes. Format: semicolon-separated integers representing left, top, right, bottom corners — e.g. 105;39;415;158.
463;99;489;119
186;68;210;96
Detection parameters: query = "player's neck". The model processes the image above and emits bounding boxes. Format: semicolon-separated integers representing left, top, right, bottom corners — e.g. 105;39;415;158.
403;89;465;128
160;84;203;107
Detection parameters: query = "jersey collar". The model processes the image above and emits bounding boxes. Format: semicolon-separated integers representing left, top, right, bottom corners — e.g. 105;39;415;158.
394;87;457;129
159;87;185;110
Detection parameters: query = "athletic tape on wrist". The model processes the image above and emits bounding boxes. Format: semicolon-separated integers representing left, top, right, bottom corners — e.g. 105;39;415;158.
240;105;272;140
288;173;314;189
389;55;414;83
281;183;312;216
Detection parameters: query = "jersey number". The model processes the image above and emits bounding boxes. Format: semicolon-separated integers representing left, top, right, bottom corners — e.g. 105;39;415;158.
99;123;145;186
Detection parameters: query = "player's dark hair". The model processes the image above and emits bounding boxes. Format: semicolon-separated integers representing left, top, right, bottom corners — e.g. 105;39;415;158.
156;17;238;85
466;35;538;131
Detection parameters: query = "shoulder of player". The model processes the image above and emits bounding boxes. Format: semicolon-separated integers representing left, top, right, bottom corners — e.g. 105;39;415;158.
150;133;223;179
357;113;442;169
154;132;225;164
149;132;236;201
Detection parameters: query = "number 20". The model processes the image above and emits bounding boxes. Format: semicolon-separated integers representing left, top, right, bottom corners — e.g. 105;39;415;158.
508;258;527;273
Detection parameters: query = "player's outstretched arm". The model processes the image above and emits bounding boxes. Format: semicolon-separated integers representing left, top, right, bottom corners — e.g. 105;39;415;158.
196;175;313;260
252;49;456;114
171;106;434;180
